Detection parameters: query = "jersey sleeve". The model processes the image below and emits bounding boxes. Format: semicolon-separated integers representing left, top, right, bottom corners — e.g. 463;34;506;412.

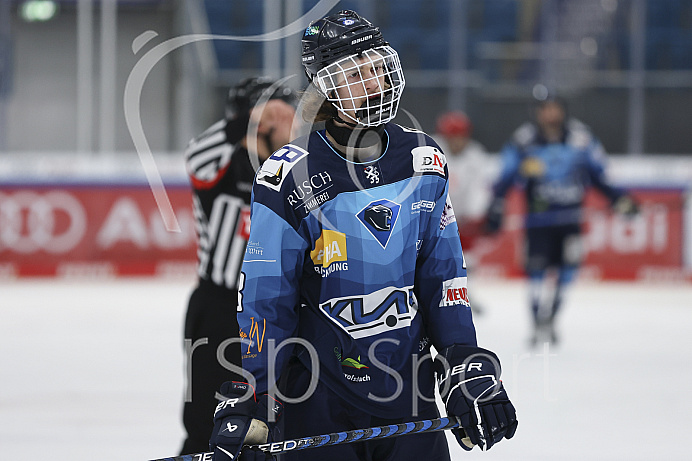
415;177;477;351
237;183;309;395
185;119;234;189
492;142;522;198
584;139;624;203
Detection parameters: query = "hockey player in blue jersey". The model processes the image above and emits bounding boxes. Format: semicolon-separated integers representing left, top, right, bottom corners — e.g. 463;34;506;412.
485;95;638;346
209;10;517;461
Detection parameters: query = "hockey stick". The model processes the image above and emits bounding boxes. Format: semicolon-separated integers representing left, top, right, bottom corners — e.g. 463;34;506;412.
150;415;462;461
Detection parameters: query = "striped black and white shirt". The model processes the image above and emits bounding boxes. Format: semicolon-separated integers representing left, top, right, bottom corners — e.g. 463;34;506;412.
185;119;256;291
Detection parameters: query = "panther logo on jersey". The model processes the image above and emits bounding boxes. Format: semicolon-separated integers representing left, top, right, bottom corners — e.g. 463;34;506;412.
356;199;401;249
364;204;392;231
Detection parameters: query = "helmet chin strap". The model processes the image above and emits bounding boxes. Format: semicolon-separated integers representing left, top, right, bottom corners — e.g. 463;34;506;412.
334;114;359;128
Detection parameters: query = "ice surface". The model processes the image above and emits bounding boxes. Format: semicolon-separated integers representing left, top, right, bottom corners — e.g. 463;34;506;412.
1;277;691;460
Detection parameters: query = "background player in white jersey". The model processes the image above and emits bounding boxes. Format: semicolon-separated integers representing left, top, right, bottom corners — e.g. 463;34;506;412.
434;111;493;314
434;110;493;224
208;10;517;461
179;77;296;455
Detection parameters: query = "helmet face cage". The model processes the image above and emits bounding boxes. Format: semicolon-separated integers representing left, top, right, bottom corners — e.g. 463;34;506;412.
315;46;405;127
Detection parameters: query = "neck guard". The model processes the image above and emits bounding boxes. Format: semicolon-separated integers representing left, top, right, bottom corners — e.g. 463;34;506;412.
325;118;385;148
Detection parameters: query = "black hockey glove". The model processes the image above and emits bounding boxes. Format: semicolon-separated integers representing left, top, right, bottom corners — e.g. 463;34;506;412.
612;194;639;217
436;345;518;451
225;115;251;146
210;381;283;461
483;198;504;234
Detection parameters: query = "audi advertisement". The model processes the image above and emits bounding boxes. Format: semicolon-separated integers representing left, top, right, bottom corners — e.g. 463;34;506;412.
1;152;198;278
1;176;689;281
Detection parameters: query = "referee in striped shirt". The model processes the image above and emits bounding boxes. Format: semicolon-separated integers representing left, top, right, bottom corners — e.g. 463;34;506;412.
180;77;296;454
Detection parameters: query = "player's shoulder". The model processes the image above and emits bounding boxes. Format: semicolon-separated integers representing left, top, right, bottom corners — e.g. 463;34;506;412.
511;122;538;148
565;118;597;150
185;119;227;157
386;123;448;179
388;123;439;146
185;119;236;182
254;142;311;194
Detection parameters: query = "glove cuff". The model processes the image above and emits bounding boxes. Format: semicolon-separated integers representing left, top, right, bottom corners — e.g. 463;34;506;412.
214;381;257;421
435;345;501;399
435;345;500;375
254;393;284;425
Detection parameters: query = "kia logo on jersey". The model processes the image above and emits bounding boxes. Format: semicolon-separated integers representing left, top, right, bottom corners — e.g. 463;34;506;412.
356;199;401;249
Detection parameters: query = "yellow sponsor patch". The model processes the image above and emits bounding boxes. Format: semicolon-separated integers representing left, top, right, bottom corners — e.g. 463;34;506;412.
310;230;347;267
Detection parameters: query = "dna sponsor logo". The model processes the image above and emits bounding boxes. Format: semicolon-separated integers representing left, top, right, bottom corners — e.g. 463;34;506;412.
411;146;446;176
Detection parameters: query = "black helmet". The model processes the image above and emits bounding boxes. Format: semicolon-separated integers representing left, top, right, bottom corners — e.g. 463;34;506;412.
225;76;295;120
301;10;386;81
300;10;405;126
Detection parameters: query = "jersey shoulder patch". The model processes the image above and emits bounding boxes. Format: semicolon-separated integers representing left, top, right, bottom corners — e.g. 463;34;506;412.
411;145;447;177
256;144;310;192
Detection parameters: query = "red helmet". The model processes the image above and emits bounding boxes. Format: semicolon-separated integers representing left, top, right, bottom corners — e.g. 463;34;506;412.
436;111;472;137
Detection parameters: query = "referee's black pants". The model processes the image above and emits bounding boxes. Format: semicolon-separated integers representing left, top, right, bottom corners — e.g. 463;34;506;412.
180;280;242;455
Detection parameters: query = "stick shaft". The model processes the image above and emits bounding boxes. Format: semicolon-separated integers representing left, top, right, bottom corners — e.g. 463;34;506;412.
149;416;460;461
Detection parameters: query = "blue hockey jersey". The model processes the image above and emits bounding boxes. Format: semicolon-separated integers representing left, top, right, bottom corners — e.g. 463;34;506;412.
237;123;477;418
493;119;624;228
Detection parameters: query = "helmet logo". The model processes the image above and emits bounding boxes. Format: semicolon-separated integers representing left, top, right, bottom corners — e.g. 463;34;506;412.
341;19;355;26
304;25;319;36
351;35;372;46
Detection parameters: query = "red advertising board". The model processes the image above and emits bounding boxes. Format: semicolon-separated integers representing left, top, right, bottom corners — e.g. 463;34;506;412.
0;184;688;280
467;188;689;282
0;184;197;277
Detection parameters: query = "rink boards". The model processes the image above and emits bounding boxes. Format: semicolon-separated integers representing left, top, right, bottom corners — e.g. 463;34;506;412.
1;152;690;281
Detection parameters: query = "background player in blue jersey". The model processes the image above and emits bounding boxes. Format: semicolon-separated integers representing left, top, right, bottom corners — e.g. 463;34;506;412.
485;95;638;346
180;77;295;455
209;10;517;461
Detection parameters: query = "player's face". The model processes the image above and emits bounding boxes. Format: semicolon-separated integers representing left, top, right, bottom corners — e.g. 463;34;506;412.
333;55;388;118
537;101;565;132
314;45;405;126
